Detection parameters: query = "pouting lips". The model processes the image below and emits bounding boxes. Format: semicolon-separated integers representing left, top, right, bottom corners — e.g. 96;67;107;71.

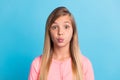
57;38;64;43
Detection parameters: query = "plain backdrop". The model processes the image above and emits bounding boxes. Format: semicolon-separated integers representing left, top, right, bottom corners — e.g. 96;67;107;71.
0;0;120;80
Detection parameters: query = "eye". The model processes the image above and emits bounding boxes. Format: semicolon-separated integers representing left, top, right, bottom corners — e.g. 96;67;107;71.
64;25;69;29
51;25;58;30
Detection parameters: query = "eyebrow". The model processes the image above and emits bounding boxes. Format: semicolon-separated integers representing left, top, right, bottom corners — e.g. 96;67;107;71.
53;21;71;24
64;21;71;24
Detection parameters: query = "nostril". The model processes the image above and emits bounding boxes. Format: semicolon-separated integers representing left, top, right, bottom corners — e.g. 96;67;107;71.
58;31;63;35
58;30;62;35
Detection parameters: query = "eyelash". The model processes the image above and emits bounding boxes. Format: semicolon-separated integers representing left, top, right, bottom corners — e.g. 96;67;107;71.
64;25;69;29
51;25;58;30
51;25;70;30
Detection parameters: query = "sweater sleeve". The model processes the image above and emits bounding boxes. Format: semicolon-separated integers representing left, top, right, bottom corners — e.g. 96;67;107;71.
28;56;41;80
82;56;94;80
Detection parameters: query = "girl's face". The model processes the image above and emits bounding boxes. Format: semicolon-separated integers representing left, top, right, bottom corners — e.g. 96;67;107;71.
49;15;73;48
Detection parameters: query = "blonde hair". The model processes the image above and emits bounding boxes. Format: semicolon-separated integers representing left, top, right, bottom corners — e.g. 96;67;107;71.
38;6;83;80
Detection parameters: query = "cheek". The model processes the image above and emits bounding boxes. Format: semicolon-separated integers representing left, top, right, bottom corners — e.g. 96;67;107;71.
66;30;73;41
69;32;73;40
50;32;57;42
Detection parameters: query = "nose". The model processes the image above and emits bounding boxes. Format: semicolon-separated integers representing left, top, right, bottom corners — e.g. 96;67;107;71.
58;28;64;36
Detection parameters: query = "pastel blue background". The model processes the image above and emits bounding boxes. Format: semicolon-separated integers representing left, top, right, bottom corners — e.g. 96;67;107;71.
0;0;120;80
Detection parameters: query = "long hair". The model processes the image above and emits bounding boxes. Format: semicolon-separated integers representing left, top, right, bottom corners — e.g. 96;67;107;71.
38;6;83;80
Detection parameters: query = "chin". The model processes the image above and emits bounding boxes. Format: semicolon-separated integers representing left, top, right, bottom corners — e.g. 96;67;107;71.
56;43;68;48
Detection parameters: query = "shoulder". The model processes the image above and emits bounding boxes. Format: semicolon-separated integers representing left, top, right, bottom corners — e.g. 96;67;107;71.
30;55;42;71
81;55;92;66
81;55;93;70
28;55;42;80
81;55;94;80
32;55;42;63
31;55;42;67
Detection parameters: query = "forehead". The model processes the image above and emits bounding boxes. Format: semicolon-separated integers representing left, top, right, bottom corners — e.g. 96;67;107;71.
53;15;71;24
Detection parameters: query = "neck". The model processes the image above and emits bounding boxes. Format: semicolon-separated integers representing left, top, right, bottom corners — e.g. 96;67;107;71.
52;44;70;61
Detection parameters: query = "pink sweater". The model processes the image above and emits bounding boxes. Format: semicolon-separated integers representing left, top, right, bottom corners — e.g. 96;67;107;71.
28;55;94;80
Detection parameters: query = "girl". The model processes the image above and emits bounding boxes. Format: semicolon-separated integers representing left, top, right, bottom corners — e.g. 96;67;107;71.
28;6;94;80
